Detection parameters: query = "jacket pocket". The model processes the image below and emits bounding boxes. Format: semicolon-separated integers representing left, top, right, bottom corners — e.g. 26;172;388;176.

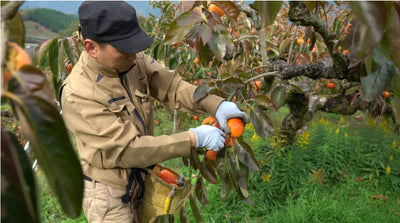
135;90;153;134
107;96;131;121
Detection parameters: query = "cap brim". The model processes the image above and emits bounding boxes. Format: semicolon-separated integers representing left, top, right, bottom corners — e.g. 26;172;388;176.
109;29;153;54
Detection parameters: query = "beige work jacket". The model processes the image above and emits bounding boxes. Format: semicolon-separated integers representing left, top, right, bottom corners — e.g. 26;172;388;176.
60;51;224;190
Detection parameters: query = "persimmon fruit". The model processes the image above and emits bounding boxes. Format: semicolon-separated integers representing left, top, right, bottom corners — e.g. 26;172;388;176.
296;37;304;45
227;118;244;138
327;82;335;89
201;116;219;127
67;63;73;74
7;41;32;71
205;150;218;161
225;134;236;148
208;3;224;17
158;169;178;185
383;91;390;99
255;80;261;91
194;57;200;64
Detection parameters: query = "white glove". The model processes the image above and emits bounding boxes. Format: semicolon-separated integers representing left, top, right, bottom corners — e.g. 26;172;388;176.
215;101;249;134
189;125;226;151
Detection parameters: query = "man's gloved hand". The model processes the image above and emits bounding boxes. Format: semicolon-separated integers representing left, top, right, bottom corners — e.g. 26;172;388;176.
216;101;249;134
189;125;226;151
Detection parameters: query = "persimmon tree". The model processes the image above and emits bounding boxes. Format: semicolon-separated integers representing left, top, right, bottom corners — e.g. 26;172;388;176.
144;1;400;146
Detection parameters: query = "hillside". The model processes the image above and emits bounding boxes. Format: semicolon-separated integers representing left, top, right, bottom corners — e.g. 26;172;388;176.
20;8;78;33
24;20;58;43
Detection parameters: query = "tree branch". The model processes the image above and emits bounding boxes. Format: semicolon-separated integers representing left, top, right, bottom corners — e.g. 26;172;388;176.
288;1;349;78
268;58;360;82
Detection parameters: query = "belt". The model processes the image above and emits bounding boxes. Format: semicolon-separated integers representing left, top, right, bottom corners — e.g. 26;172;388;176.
84;175;98;183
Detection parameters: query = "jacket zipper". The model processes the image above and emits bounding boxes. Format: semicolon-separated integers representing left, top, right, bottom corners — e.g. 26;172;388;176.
120;72;147;134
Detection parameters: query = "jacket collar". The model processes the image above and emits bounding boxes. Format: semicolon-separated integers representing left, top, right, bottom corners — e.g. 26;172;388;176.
82;51;120;78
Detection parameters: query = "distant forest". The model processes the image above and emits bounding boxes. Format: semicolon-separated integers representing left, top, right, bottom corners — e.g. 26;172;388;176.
20;8;78;33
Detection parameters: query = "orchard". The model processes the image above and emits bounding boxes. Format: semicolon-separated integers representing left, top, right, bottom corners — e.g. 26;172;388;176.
1;1;400;222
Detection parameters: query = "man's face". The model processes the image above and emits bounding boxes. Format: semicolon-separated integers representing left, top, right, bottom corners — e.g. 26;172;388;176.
95;43;136;72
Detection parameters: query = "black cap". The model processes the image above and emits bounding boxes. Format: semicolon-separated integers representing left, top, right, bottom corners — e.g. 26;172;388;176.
78;1;153;54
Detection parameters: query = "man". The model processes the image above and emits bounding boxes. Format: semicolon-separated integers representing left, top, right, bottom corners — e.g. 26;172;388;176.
60;1;249;222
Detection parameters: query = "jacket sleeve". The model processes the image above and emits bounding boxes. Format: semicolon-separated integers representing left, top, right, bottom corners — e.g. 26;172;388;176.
142;54;224;116
61;86;192;169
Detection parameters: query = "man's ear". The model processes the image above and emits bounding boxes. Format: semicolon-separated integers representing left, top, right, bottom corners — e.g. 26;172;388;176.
83;39;98;58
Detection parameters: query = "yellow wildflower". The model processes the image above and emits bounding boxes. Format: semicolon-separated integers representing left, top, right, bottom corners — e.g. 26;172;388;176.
386;165;391;175
251;132;262;143
367;117;376;127
392;140;397;148
261;173;272;182
389;155;394;161
344;133;348;137
338;117;344;125
379;119;391;136
245;123;255;131
336;128;340;134
296;130;311;149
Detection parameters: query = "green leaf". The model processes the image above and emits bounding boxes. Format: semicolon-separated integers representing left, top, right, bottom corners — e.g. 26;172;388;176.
220;179;232;200
193;86;214;102
1;130;39;223
33;39;52;66
169;50;180;70
8;72;83;218
189;147;201;170
199;161;218;184
198;23;213;45
189;193;204;223
176;1;196;17
223;77;245;93
179;205;190;223
361;48;396;102
349;2;391;59
279;38;290;57
207;32;227;61
228;154;254;205
194;177;209;206
250;95;277;111
198;39;215;66
249;106;274;138
63;37;81;65
250;1;283;27
9;12;25;47
234;141;261;172
56;39;67;95
271;85;287;108
164;11;202;44
48;38;60;90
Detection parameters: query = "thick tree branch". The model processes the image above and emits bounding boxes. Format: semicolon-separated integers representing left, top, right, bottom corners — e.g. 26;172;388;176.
288;1;348;74
267;58;361;82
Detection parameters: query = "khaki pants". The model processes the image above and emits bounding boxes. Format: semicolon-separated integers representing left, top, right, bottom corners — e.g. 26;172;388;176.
83;180;133;223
